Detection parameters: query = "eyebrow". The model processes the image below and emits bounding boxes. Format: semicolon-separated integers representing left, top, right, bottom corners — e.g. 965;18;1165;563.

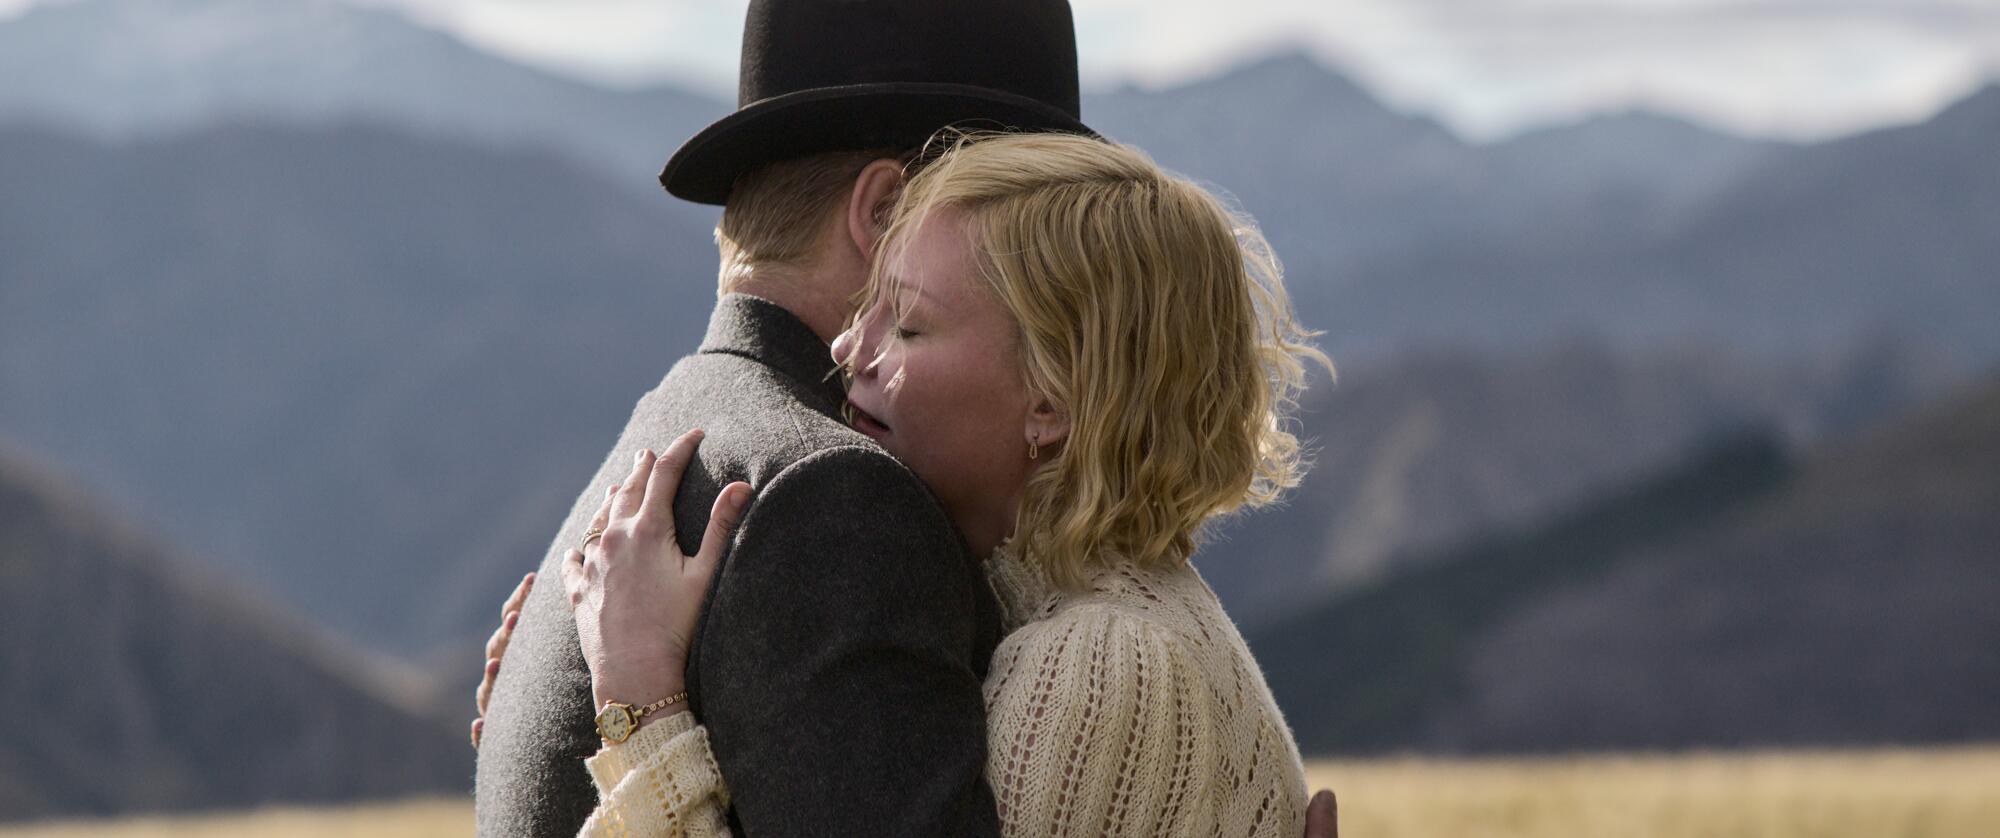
881;272;936;309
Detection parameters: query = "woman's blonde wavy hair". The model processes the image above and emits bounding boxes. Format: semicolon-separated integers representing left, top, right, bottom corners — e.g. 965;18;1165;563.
852;130;1334;588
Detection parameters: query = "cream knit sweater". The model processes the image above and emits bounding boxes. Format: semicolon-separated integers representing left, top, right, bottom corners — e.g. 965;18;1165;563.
576;546;1309;837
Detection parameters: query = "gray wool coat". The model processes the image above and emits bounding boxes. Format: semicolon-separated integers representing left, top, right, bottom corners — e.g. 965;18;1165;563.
473;293;1004;837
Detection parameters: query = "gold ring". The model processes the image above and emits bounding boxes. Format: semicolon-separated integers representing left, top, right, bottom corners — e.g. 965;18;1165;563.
582;526;606;549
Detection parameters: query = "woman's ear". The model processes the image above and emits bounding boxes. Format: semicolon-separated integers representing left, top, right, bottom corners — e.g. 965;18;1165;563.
846;159;906;261
1026;397;1071;454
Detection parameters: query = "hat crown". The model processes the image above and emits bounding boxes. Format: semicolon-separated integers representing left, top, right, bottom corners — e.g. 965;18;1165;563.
738;0;1081;119
660;0;1090;204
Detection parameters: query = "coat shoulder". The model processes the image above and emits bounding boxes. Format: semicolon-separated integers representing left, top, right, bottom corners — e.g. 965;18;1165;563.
637;351;878;483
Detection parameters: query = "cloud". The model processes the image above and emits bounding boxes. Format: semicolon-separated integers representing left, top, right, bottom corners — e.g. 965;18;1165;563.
347;0;749;91
1066;0;2000;139
7;0;1995;139
1375;0;2000;137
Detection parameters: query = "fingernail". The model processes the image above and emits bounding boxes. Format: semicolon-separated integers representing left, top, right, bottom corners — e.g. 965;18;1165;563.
634;449;646;463
504;612;518;629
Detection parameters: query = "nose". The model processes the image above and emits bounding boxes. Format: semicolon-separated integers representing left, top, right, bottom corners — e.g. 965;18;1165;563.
833;303;888;379
830;323;856;367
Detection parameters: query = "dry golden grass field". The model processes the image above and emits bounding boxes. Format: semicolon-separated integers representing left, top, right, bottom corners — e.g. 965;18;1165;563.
3;747;1995;837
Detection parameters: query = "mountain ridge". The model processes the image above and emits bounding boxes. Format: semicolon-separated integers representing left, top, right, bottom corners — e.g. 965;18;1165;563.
0;0;726;192
0;437;469;820
1251;373;2000;754
0;119;718;651
1;0;1993;665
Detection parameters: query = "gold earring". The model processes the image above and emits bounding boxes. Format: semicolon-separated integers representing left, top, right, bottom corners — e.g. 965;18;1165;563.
1029;432;1039;460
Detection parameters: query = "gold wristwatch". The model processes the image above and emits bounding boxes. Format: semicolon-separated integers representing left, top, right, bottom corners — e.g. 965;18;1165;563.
594;691;688;744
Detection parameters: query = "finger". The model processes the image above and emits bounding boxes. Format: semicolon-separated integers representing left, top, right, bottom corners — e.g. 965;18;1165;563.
560;548;586;607
489;610;520;662
692;482;751;576
470;718;483;749
500;572;535;620
1303;789;1337;838
591;483;617;532
475;657;500;715
613;448;655;521
640;429;706;531
484;617;511;661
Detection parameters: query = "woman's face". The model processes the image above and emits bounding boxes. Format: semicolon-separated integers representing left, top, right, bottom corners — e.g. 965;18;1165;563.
831;207;1036;550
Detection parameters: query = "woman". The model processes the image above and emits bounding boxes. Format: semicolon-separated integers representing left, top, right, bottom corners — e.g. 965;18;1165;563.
478;131;1337;835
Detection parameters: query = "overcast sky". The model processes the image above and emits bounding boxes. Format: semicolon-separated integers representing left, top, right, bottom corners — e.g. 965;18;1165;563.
7;0;1998;141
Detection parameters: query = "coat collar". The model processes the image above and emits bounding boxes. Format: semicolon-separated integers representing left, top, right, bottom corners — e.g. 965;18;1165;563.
697;292;848;414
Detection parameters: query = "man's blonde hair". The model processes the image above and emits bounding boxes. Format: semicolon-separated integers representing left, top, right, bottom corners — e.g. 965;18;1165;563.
859;130;1334;587
714;149;900;291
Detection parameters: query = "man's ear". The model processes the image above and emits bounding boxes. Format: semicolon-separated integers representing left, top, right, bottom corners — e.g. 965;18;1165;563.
1026;397;1071;453
846;159;906;262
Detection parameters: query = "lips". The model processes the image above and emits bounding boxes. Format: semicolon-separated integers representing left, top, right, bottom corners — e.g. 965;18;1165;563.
846;400;891;436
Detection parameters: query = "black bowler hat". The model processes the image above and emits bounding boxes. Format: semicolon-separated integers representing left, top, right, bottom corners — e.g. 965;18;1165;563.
659;0;1095;205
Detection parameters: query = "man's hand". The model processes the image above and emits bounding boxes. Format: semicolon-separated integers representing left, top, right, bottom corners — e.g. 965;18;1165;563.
471;571;535;748
1305;788;1338;838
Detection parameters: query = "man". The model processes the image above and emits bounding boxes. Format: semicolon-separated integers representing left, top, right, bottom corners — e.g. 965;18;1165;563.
474;1;1091;834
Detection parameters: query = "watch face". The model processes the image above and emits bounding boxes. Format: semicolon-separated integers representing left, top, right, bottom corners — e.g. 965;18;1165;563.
595;704;635;743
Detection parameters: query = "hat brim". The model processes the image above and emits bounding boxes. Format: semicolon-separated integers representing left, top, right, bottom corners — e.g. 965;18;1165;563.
659;82;1095;205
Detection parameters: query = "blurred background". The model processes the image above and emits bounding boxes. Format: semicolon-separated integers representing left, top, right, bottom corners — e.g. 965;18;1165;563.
2;0;1996;833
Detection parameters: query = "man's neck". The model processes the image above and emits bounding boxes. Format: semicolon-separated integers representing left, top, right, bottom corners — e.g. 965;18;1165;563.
727;270;857;347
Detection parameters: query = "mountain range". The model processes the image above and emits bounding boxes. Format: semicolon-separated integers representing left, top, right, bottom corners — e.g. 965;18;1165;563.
3;0;1993;656
1253;373;2000;753
0;440;466;820
0;0;719;197
5;0;1996;364
0;0;1995;814
1200;334;1965;621
0;119;716;653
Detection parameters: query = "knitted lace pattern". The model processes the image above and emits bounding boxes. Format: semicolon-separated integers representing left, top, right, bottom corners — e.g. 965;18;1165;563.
580;546;1308;837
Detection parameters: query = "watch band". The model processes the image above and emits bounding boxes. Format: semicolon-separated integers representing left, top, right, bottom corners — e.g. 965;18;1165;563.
631;690;690;722
595;690;691;744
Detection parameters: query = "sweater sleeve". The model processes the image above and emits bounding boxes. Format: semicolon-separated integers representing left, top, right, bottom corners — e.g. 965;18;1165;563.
577;711;733;838
570;605;1275;837
979;605;1218;836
